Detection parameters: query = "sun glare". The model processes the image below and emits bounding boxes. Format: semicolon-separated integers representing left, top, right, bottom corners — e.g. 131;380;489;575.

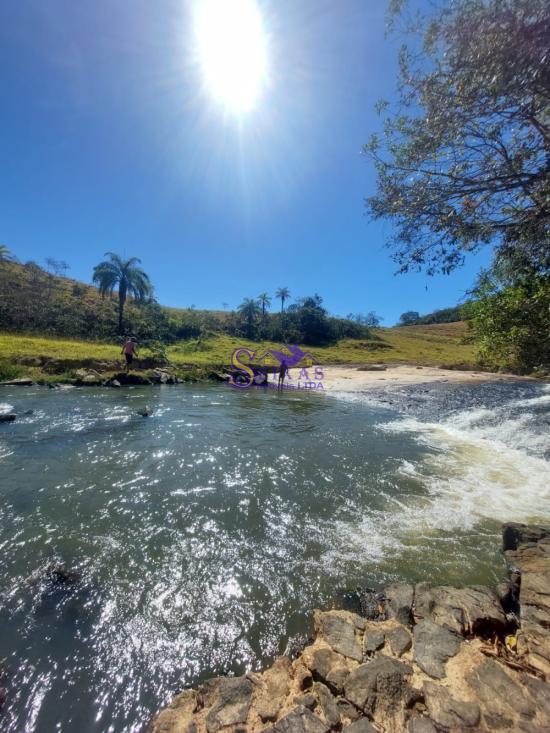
194;0;268;115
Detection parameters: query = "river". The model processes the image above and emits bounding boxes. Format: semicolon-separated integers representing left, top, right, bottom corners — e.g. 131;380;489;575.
0;380;549;732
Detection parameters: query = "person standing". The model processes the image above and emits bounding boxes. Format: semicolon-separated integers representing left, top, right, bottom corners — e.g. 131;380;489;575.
122;337;138;372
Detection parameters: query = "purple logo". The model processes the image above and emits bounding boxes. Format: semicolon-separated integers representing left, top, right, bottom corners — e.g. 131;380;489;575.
229;345;324;391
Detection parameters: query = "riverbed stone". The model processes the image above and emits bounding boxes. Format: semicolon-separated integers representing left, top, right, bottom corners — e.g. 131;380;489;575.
386;626;411;657
265;705;329;733
467;659;536;722
413;619;462;678
202;676;253;733
384;583;414;626
364;629;385;654
317;613;363;662
413;583;507;636
313;682;340;728
344;657;412;725
256;657;291;722
303;647;350;693
407;716;437;733
423;682;480;729
341;718;378;733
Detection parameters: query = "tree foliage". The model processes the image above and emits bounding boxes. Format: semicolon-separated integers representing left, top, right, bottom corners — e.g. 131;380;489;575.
92;253;152;334
466;264;550;372
366;0;550;275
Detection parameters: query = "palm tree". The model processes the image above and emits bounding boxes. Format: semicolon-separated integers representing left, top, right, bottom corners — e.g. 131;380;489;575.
238;297;260;337
0;244;13;263
257;292;271;318
275;287;290;313
92;252;152;334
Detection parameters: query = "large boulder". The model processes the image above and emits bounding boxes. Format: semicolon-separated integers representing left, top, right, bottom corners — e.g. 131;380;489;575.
412;620;462;678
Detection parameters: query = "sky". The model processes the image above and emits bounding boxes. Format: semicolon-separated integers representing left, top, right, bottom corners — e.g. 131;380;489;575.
0;0;492;325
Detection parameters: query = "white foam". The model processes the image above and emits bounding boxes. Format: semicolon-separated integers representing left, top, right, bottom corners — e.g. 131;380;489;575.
0;403;14;414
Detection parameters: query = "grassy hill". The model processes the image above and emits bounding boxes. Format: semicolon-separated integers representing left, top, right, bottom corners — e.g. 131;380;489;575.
0;322;476;383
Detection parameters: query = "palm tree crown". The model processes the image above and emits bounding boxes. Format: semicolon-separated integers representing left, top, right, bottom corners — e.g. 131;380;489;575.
0;244;13;262
92;252;152;333
257;292;271;317
238;298;260;336
275;287;290;313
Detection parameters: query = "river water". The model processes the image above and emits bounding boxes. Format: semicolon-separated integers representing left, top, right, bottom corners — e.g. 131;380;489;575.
0;380;549;732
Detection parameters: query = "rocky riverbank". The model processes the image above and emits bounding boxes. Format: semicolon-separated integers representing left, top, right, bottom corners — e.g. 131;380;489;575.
148;523;550;733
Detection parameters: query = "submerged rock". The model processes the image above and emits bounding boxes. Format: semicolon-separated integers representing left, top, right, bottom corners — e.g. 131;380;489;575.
0;413;16;422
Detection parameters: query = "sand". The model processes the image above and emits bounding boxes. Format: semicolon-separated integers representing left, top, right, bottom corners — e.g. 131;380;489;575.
318;364;532;393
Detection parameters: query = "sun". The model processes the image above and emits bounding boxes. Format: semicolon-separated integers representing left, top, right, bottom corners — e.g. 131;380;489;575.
193;0;268;115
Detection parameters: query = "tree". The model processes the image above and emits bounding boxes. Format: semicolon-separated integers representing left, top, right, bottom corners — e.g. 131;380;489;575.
257;292;271;318
275;287;290;313
92;253;152;334
45;258;70;277
238;298;260;338
398;311;420;326
466;263;550;372
365;0;550;276
0;244;13;263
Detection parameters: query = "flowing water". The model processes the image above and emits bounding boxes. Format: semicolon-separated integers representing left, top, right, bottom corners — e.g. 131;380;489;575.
0;380;549;733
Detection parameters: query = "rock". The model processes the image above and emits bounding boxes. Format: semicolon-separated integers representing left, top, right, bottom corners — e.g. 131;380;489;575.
407;717;437;733
385;583;414;626
80;375;102;385
357;365;387;371
341;718;378;733
110;379;121;388
364;629;385;654
413;620;462;678
75;368;101;379
265;706;329;733
303;647;350;693
467;660;536;722
344;657;412;726
423;682;480;729
147;689;199;733
386;626;411;657
502;522;550;552
317;613;363;661
202;676;253;733
336;698;362;722
137;406;153;417
256;657;291;722
413;583;507;636
0;377;33;386
294;694;317;710
0;413;16;422
354;589;387;621
313;682;340;728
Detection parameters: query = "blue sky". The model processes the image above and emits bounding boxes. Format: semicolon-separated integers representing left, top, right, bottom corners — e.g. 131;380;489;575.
0;0;491;325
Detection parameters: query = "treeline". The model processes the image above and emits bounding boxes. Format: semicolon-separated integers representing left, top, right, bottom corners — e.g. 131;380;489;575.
0;259;371;346
397;306;465;327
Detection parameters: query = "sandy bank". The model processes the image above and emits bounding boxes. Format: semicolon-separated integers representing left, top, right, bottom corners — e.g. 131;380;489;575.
320;364;533;393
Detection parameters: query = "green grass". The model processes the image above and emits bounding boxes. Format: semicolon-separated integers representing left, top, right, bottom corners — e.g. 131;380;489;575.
0;322;476;379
